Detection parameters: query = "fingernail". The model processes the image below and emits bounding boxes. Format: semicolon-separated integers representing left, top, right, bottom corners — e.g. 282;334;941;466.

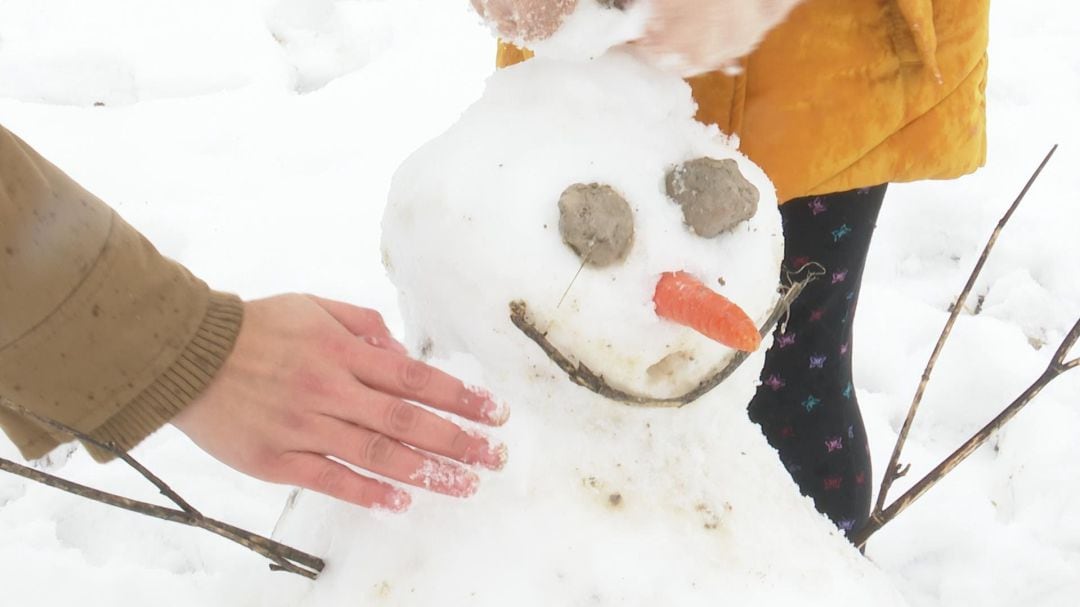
484;443;509;470
464;385;510;426
482;399;510;426
377;488;412;513
464;440;509;471
410;460;480;498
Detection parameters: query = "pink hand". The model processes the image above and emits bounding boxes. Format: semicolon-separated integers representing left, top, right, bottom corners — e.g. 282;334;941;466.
172;294;509;512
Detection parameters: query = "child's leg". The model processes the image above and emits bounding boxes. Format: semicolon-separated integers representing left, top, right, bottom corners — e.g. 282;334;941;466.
747;185;886;537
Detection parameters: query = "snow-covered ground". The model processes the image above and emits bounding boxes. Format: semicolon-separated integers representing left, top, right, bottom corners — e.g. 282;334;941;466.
0;1;1077;605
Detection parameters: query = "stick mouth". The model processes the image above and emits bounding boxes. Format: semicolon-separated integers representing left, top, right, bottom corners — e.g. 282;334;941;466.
652;271;761;352
508;265;820;407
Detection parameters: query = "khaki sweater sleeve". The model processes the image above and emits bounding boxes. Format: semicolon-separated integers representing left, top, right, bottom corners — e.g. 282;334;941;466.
0;123;243;461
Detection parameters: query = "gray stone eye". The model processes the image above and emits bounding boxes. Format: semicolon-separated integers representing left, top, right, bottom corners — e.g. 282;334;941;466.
558;183;635;267
665;157;759;238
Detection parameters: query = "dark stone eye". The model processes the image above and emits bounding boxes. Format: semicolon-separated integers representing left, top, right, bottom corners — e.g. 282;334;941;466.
558;183;635;267
665;157;759;237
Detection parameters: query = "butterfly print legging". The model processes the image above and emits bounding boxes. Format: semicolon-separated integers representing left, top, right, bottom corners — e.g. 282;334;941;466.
747;184;887;539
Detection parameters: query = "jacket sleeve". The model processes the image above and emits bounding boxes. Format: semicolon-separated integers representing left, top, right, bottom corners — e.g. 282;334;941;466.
0;123;243;461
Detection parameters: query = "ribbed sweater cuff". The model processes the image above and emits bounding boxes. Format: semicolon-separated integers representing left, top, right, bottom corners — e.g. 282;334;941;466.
85;291;244;462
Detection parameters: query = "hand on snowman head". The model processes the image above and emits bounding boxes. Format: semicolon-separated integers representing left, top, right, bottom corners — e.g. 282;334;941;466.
172;294;509;511
472;0;802;77
470;0;579;41
630;0;804;75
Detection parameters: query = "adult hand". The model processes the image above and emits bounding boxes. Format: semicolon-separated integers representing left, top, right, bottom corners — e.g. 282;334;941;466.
171;294;509;512
630;0;802;76
470;0;578;42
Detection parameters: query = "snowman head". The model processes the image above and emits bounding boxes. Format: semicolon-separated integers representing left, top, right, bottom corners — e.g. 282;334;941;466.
382;54;782;400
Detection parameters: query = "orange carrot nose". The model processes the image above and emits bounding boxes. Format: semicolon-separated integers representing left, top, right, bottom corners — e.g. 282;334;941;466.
653;271;762;352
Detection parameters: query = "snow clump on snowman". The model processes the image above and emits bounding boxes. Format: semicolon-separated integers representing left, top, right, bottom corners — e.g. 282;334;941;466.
270;3;907;605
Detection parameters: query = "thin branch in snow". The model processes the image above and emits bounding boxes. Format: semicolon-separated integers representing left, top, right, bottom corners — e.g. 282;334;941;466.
3;399;201;517
873;145;1059;515
0;397;325;580
853;316;1080;548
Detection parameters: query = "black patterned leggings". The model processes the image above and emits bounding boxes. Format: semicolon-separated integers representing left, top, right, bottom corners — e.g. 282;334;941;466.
747;185;886;538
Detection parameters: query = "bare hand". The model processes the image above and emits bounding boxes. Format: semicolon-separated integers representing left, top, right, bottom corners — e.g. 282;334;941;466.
172;294;509;512
631;0;802;76
470;0;578;41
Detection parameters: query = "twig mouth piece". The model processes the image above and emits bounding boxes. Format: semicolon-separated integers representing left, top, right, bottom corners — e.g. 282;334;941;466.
509;272;817;408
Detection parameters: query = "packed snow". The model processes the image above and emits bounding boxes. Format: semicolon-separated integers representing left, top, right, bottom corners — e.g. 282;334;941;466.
382;52;784;395
268;50;908;605
0;1;1077;606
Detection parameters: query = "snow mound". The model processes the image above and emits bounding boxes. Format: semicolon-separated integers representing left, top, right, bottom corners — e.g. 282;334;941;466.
273;54;906;606
384;53;781;395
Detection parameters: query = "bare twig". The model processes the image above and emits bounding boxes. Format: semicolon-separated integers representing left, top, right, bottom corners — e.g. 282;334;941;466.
510;266;822;407
853;317;1080;548
0;397;324;579
3;400;200;516
874;145;1059;515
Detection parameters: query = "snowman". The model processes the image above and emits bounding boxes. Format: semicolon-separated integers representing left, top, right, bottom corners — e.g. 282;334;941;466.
271;4;906;605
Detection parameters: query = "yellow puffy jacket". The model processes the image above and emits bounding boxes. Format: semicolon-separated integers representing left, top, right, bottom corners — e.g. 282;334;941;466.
498;0;989;203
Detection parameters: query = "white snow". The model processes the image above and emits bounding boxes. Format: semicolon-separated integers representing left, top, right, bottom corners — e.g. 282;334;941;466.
381;52;783;396
266;49;906;606
0;1;1077;606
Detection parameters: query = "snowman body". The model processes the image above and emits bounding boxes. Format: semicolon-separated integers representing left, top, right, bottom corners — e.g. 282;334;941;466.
272;52;906;606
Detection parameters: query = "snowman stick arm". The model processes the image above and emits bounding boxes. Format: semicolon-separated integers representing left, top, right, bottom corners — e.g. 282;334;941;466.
0;396;326;579
852;316;1080;549
873;145;1059;517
